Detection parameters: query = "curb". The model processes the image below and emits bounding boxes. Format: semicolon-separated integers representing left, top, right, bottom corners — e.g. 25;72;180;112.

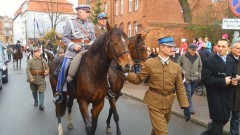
122;91;230;135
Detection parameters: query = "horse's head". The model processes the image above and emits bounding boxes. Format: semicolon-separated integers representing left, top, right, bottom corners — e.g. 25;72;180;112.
128;34;149;65
106;22;133;72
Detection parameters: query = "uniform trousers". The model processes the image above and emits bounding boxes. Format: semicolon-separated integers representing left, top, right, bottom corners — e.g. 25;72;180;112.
148;105;171;135
56;57;72;92
30;83;46;106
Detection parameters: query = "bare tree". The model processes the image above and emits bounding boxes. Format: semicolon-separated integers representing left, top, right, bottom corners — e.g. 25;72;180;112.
38;0;73;31
178;0;192;23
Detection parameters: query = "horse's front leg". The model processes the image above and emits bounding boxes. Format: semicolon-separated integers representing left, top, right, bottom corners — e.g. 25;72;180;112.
57;116;63;135
92;100;104;135
67;97;74;129
79;100;92;135
106;101;113;134
108;95;121;135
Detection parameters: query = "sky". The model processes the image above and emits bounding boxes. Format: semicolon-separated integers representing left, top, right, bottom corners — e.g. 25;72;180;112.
0;0;78;18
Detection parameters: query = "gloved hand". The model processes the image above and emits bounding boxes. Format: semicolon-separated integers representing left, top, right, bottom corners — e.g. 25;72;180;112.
183;107;191;122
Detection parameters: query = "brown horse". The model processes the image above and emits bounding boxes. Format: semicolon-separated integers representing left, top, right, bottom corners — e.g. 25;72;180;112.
12;46;23;68
106;33;149;135
49;23;133;135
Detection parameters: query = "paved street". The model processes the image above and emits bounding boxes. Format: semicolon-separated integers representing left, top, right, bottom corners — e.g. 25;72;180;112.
0;55;206;135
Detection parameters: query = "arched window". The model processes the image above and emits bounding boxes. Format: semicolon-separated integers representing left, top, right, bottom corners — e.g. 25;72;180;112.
120;0;124;14
128;23;132;37
134;22;138;35
135;0;139;10
104;2;108;13
129;0;132;12
115;0;119;15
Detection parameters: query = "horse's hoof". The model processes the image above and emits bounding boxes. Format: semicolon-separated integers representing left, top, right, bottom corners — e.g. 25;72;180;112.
106;128;112;134
68;123;74;129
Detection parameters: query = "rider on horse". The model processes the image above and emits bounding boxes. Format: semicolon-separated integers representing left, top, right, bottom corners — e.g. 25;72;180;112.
53;4;96;103
14;40;21;52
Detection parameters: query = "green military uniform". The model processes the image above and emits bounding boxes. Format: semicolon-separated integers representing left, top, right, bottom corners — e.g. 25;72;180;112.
26;47;49;110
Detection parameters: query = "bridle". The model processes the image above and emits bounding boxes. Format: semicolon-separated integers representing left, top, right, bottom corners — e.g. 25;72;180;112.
105;33;130;67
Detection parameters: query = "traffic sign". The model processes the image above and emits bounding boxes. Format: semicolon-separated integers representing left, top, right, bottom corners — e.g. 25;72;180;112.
229;0;240;17
222;18;240;30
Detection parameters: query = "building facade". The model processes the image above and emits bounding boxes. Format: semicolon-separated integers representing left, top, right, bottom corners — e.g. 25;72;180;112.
13;0;76;46
0;16;13;44
79;0;227;48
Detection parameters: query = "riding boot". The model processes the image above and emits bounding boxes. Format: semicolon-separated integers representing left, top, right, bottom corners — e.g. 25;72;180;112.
38;92;45;111
32;92;38;106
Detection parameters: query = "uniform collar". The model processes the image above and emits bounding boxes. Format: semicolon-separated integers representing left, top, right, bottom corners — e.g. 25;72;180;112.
158;55;169;65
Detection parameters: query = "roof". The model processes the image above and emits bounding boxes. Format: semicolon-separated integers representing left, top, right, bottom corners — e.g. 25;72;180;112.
14;0;75;17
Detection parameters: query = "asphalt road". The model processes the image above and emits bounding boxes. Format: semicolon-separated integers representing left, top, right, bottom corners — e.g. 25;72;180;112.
0;54;206;135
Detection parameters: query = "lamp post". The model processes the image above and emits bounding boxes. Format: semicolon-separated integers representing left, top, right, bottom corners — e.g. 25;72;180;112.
24;20;28;47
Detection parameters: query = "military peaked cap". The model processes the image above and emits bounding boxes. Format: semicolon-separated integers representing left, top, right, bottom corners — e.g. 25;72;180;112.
158;36;176;47
75;4;90;12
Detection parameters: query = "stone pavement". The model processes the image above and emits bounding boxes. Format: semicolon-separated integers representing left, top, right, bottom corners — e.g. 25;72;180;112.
121;82;231;135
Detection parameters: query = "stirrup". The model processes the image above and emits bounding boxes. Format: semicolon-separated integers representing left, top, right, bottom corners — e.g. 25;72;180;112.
53;92;63;103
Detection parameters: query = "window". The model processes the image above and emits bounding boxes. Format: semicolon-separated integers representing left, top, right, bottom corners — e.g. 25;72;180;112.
115;0;119;15
212;0;220;3
120;0;124;14
104;2;108;13
134;22;138;35
129;0;132;12
135;0;138;10
128;23;132;37
4;23;10;27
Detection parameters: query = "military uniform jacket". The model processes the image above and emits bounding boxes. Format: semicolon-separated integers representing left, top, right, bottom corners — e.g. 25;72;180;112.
26;57;49;85
201;54;236;121
126;57;189;109
94;25;107;38
62;19;96;58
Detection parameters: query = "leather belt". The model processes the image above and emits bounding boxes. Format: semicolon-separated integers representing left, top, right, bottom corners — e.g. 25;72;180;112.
30;70;45;75
71;39;90;44
149;88;173;97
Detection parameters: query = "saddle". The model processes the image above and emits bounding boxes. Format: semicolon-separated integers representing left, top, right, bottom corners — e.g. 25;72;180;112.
52;55;64;78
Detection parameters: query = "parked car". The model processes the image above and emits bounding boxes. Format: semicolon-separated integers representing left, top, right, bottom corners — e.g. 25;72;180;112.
0;53;9;89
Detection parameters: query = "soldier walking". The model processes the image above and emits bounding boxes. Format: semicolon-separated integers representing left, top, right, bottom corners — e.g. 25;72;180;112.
26;46;49;111
124;36;190;135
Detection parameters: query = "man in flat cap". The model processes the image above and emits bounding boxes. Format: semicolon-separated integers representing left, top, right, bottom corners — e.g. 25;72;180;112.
124;36;190;135
53;4;96;102
94;13;108;38
26;46;49;111
178;44;202;117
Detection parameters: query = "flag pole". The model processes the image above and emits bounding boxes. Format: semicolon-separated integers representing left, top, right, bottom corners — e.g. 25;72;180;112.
34;14;36;45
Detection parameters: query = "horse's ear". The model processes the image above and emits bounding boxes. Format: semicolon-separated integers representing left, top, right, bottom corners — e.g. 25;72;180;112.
106;21;113;32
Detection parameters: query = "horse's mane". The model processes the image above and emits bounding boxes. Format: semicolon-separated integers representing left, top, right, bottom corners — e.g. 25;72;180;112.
88;28;128;55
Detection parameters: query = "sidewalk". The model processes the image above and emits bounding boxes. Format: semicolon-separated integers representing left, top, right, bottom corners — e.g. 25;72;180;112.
121;82;231;134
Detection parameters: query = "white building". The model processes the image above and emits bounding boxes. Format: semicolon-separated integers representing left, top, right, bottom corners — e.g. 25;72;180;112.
13;0;76;45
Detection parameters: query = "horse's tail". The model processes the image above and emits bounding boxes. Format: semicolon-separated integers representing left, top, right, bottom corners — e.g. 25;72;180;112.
55;92;67;117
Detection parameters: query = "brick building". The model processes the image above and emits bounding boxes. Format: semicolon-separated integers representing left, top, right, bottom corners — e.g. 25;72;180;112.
0;16;13;44
79;0;227;47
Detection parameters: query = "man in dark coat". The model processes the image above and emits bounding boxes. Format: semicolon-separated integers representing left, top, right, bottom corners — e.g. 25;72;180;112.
201;39;237;135
228;40;240;135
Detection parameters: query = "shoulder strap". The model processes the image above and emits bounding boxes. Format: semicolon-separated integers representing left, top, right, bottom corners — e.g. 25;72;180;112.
74;19;90;39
